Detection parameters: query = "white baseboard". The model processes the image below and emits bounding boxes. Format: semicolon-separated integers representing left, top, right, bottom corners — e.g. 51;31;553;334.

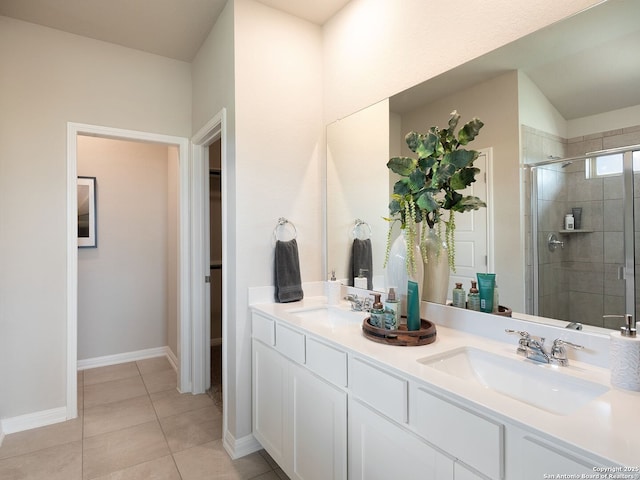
165;347;178;372
1;406;68;435
223;430;262;459
1;347;180;436
77;346;173;371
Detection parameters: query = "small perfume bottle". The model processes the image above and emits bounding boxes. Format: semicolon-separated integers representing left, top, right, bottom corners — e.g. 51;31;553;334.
452;283;466;308
467;281;481;311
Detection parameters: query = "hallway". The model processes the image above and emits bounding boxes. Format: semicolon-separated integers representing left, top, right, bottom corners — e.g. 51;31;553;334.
0;358;286;479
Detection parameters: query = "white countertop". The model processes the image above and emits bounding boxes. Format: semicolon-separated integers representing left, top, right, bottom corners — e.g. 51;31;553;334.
251;295;640;468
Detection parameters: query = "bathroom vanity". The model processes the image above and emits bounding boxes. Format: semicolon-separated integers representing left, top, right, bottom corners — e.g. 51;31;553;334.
250;293;639;480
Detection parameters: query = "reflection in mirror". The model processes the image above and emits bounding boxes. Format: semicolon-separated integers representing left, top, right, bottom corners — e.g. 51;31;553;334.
326;99;390;290
325;0;640;330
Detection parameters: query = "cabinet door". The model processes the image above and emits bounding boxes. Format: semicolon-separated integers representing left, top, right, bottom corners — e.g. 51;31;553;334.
454;462;485;480
518;436;600;480
252;340;287;465
289;364;347;480
348;398;454;480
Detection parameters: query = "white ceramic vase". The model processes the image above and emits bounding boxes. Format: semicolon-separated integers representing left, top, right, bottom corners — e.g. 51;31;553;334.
421;228;450;304
385;231;424;318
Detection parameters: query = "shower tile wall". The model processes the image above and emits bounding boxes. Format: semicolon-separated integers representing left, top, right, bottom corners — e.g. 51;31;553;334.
523;124;640;327
521;126;567;316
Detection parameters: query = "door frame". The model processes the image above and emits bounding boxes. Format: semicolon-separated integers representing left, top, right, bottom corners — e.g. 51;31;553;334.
66;122;191;419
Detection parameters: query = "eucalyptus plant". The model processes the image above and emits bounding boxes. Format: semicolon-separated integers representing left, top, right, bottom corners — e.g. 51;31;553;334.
384;110;486;274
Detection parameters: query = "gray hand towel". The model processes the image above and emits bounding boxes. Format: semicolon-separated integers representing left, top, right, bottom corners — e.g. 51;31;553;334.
274;239;304;303
350;238;373;289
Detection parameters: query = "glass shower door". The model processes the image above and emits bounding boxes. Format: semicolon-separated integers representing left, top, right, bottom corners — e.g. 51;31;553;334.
533;148;636;328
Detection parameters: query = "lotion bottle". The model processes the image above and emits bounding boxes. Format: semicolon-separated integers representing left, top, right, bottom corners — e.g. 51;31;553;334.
384;287;399;330
452;283;466;308
467;281;481;311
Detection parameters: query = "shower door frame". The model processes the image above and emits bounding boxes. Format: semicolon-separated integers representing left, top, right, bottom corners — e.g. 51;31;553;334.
529;146;637;320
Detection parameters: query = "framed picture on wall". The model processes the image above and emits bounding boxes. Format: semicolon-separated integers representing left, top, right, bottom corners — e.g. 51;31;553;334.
78;176;97;248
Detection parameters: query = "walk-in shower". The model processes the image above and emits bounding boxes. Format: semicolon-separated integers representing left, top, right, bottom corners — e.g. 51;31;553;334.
528;145;640;329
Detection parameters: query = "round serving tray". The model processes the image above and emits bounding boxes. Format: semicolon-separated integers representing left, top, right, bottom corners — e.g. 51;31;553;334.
362;317;437;346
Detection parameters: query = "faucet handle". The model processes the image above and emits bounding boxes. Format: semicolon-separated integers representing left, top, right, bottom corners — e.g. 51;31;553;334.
553;339;583;350
505;329;544;342
505;329;530;338
551;339;583;366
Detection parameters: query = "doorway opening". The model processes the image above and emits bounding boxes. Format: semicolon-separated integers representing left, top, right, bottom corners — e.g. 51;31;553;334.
208;139;223;405
66;123;190;420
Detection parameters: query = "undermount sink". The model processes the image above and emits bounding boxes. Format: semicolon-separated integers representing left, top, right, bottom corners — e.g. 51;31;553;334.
287;305;367;328
418;347;609;416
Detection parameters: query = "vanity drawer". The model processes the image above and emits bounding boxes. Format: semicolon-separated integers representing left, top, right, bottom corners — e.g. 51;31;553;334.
412;386;503;479
252;313;275;346
306;337;347;387
275;323;306;364
350;357;407;424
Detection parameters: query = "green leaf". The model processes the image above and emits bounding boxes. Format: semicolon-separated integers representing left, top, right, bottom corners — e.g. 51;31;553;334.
416;191;439;212
458;118;484;145
442;150;477;169
393;179;411;196
408;169;425;190
443;190;463;210
387;157;416;176
450;167;480;190
448;110;460;131
405;132;420;153
415;131;440;159
431;163;456;188
418;156;437;170
388;198;402;216
451;195;487;212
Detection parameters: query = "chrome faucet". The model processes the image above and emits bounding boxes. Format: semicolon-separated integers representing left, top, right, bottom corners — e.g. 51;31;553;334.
345;294;372;312
505;329;583;366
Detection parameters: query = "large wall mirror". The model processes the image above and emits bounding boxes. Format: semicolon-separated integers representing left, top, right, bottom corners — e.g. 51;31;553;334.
326;0;640;330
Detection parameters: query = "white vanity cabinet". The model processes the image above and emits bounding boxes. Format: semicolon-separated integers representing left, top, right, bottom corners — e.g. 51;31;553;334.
348;356;491;480
251;307;619;480
252;313;348;480
348;397;454;480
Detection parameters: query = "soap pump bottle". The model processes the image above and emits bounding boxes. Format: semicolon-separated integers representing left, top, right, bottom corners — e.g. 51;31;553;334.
354;268;368;289
467;281;481;311
370;293;384;328
607;314;640;391
326;269;341;306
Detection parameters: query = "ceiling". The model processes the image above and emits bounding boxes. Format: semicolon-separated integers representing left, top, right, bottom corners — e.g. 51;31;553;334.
0;0;351;62
390;0;640;121
2;0;637;120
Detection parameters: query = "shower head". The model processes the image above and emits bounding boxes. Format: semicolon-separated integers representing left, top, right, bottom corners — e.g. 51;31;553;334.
561;161;573;168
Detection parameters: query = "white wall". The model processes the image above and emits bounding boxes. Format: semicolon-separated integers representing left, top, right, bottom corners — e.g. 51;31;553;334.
568;104;640;139
0;16;190;420
232;0;324;444
322;0;601;125
518;71;568;138
399;72;522;311
77;136;174;360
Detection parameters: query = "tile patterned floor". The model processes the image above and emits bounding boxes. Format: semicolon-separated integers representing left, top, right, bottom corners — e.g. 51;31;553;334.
0;357;288;480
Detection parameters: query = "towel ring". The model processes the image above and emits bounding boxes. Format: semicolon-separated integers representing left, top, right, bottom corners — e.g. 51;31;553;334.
352;219;372;240
273;217;297;242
